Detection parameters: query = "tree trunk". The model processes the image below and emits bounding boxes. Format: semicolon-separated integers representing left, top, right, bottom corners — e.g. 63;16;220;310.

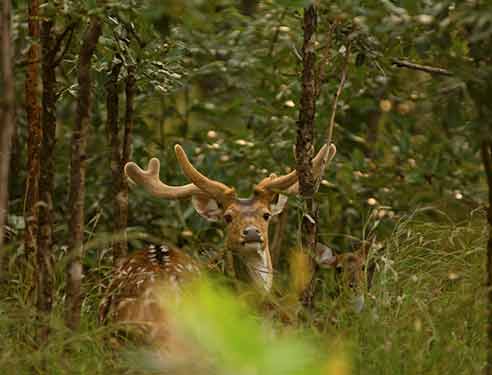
66;17;102;330
35;17;58;340
118;65;136;255
105;61;135;263
295;5;318;307
482;141;492;375
24;0;42;262
105;58;124;260
0;0;15;261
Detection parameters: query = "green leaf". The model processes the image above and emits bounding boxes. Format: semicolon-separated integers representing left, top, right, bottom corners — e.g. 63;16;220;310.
273;0;314;9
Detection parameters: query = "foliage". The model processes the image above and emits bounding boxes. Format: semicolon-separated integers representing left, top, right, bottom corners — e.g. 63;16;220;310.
7;0;487;251
2;0;490;373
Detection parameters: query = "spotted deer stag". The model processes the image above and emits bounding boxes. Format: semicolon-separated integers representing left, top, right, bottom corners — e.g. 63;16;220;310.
99;143;336;333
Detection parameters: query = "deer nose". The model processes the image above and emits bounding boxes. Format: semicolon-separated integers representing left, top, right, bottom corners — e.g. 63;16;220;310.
242;226;261;242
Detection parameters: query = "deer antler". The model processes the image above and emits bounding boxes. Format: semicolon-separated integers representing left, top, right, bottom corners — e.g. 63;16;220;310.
254;143;336;197
174;144;236;204
124;158;202;199
285;143;336;194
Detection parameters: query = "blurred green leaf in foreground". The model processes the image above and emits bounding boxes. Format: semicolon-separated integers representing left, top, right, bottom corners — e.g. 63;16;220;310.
127;278;351;375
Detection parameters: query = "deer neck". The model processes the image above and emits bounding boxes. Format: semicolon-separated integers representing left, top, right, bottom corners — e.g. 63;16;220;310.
230;241;273;293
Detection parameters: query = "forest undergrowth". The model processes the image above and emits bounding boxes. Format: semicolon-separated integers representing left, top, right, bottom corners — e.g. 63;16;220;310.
0;209;486;375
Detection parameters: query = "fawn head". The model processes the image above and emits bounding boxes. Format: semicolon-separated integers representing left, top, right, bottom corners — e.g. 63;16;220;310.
316;241;371;312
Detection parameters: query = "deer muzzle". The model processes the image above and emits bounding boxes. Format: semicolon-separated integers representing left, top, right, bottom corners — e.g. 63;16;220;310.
241;226;263;245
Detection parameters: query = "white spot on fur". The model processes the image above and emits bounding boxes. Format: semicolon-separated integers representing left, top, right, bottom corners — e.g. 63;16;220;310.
186;264;195;272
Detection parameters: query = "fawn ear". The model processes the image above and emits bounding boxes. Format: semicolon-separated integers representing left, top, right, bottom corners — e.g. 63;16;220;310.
269;194;288;216
191;194;224;222
356;237;376;260
315;243;338;268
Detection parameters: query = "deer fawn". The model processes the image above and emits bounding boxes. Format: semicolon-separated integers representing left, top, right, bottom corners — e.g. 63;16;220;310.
99;143;336;335
315;239;376;313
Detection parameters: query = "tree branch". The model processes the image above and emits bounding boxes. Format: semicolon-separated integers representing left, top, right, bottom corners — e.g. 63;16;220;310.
326;39;351;147
315;21;336;98
391;58;452;76
310;38;351;195
50;22;76;59
51;23;76;68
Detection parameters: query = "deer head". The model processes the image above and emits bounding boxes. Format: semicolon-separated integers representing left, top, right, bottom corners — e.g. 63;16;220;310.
315;242;371;313
125;143;336;292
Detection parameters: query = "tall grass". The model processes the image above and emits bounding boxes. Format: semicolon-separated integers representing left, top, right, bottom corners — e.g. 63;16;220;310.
0;209;487;374
350;209;486;374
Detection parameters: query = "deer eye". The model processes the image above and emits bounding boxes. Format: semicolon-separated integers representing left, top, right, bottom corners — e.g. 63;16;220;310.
263;212;271;221
224;213;233;224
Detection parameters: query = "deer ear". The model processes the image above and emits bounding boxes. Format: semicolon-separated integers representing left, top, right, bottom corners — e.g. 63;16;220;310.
269;194;288;216
315;243;338;268
192;194;224;222
356;237;375;260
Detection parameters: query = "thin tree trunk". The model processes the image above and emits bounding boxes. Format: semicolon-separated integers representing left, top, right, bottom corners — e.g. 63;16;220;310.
465;17;492;372
118;65;135;255
295;5;318;307
35;17;57;340
105;58;124;260
482;141;492;375
0;0;15;262
24;0;42;262
105;62;135;263
66;17;101;330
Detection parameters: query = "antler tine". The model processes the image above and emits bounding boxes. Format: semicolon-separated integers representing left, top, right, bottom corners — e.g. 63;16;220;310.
254;168;298;193
255;143;336;196
285;143;336;194
125;158;202;199
174;144;236;204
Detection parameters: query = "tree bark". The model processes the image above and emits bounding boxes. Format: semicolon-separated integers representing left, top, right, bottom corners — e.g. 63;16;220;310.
35;17;58;340
66;17;102;330
118;65;135;255
105;58;126;261
482;141;492;375
0;0;15;261
295;5;318;307
105;62;135;263
24;0;42;262
464;14;492;372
